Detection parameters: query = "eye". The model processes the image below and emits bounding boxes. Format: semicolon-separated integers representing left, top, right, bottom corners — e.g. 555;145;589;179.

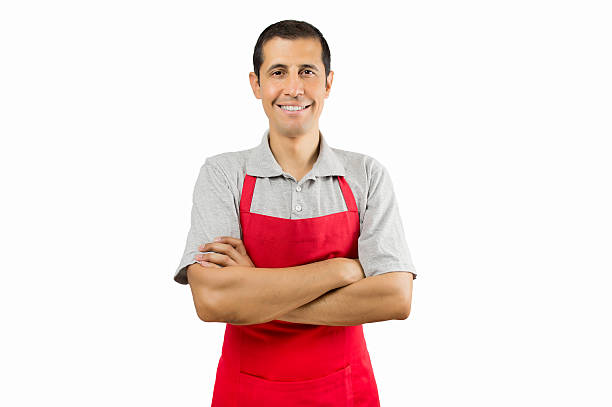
303;70;314;75
272;71;283;76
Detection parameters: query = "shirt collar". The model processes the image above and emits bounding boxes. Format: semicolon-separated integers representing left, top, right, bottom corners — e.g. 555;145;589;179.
246;129;346;180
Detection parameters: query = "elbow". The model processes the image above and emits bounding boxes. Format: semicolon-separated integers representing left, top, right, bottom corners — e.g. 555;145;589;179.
395;301;411;320
393;289;411;319
197;298;249;324
186;264;253;324
193;286;246;324
394;272;414;320
203;294;262;325
195;307;215;323
397;286;413;319
194;295;225;323
190;283;223;322
197;300;252;325
187;263;226;323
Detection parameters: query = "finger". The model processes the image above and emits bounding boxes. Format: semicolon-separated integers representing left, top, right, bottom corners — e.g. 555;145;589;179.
198;252;236;267
212;236;248;256
199;242;243;263
199;261;222;268
194;251;236;267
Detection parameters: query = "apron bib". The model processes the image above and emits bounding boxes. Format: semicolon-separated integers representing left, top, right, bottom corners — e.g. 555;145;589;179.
211;174;380;407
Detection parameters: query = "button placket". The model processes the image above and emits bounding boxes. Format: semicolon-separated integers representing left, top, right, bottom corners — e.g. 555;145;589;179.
292;181;304;215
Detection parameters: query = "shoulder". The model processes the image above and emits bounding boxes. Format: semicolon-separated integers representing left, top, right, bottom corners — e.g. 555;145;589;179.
330;147;393;224
331;147;389;187
201;148;251;175
197;145;256;190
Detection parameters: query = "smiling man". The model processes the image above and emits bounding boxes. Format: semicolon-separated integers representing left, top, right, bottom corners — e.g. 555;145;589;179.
175;20;417;407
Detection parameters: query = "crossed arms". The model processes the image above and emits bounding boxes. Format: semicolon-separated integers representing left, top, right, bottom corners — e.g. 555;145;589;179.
186;258;413;326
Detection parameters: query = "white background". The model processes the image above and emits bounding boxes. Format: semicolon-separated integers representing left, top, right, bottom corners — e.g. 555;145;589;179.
1;1;610;406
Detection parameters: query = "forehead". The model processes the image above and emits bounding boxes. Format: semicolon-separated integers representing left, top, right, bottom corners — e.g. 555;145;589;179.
261;37;323;69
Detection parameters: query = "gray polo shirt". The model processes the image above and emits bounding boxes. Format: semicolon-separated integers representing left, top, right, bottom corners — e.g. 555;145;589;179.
174;129;417;285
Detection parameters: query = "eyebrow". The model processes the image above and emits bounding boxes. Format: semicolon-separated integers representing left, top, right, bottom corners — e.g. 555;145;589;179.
266;64;320;73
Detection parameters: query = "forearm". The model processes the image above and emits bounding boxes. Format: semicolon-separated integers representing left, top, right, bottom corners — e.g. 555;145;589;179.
187;258;352;325
276;272;411;326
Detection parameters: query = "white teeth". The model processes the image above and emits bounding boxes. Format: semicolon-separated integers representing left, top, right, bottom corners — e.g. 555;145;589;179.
280;105;308;111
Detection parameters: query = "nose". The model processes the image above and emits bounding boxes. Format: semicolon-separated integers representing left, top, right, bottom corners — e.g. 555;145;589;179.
283;71;304;98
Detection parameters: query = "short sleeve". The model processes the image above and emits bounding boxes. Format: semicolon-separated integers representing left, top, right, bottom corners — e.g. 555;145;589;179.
174;159;241;285
357;159;417;279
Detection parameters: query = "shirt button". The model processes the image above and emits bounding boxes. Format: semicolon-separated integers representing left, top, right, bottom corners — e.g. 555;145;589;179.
296;185;302;192
295;204;302;212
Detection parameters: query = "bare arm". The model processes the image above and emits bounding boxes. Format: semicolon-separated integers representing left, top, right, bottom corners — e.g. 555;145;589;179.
276;270;414;326
187;257;360;325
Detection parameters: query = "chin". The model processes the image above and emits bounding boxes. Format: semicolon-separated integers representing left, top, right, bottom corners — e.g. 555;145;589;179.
276;125;307;136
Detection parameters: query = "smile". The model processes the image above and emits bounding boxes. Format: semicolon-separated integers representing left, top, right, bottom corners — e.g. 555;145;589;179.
277;104;311;112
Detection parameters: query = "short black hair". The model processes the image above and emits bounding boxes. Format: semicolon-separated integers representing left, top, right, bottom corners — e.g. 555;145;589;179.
253;20;331;85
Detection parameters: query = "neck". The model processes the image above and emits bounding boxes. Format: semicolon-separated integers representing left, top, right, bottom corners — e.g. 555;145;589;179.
268;127;320;179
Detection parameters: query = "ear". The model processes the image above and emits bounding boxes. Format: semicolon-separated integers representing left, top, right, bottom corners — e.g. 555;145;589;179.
249;72;262;99
324;70;334;98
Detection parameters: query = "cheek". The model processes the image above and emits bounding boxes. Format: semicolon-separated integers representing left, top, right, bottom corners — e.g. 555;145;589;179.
311;87;325;102
263;94;275;109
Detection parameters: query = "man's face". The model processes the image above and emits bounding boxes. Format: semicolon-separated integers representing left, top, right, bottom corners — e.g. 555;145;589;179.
249;37;333;138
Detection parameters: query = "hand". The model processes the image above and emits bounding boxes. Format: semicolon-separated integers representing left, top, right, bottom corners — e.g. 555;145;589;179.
194;236;255;268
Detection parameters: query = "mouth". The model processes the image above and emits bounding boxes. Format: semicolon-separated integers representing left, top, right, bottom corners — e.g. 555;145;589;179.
276;103;312;115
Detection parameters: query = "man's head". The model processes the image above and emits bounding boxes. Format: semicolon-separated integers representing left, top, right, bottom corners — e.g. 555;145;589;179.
249;20;333;138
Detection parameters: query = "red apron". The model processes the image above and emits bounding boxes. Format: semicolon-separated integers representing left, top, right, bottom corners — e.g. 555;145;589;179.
211;174;380;407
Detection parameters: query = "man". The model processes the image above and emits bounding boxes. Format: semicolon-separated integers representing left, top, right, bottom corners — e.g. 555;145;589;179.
174;20;417;407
